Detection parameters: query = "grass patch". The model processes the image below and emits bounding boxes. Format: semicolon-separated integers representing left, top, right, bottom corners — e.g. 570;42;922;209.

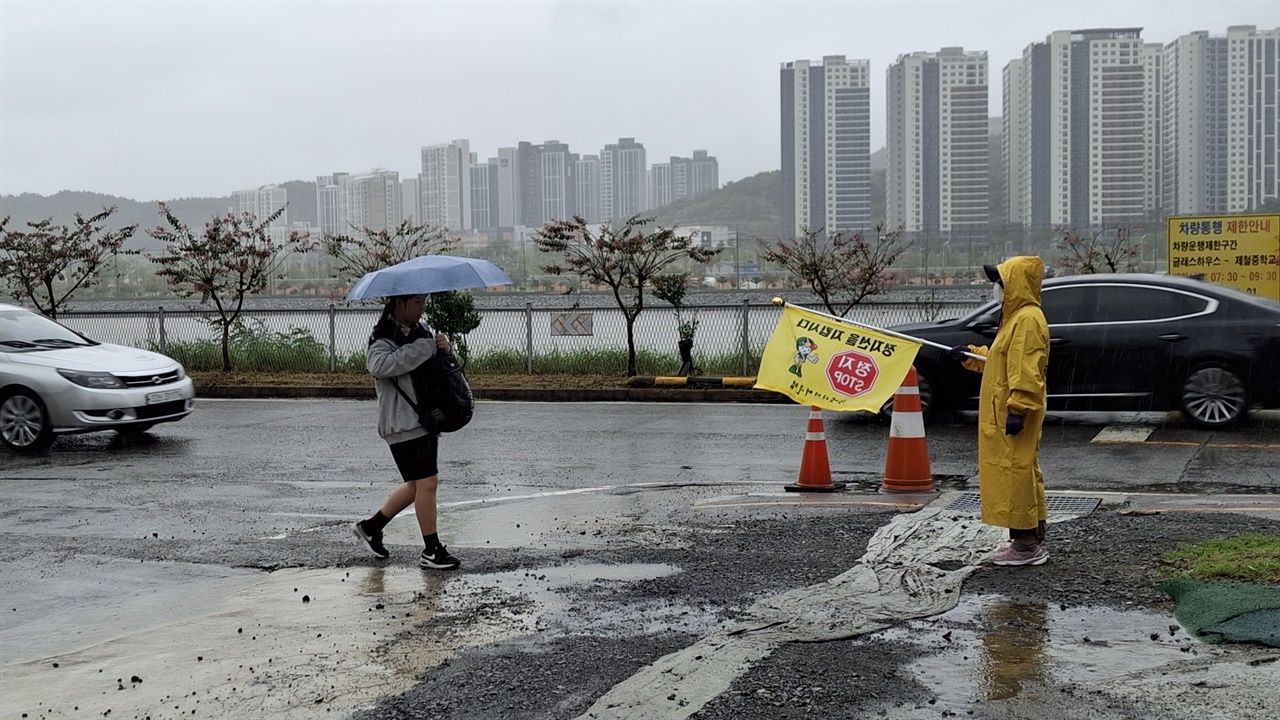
469;347;761;376
160;319;366;373
162;322;761;377
1156;533;1280;584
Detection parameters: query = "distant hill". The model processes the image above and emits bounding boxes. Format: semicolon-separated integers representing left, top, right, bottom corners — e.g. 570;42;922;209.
1;181;320;251
649;170;782;241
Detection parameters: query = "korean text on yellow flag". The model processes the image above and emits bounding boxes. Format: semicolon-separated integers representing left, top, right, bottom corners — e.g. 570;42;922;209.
754;305;921;412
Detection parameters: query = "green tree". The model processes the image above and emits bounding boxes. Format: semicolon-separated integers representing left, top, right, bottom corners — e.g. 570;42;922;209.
651;273;698;340
0;206;137;320
535;215;721;376
759;224;911;318
424;292;482;363
146;204;315;371
323;220;482;358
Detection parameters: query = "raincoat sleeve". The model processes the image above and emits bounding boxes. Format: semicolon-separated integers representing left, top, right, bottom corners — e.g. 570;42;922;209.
960;345;989;373
1003;316;1048;416
367;337;437;379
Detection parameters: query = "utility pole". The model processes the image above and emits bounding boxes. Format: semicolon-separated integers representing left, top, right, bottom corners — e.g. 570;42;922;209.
734;226;741;289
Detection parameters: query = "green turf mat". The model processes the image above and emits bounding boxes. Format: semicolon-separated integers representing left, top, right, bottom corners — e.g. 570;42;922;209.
1159;578;1280;646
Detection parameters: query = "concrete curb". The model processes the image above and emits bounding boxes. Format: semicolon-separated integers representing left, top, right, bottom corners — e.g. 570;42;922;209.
626;376;759;388
194;384;790;404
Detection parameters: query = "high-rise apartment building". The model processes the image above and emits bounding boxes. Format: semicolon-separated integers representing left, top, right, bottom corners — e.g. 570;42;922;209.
575;155;601;224
400;178;420;223
316;173;346;238
1142;43;1164;220
516;141;577;226
232;184;289;244
469;157;499;230
781;56;872;237
420;140;472;231
600;137;647;221
317;172;399;236
232;185;288;226
656;150;720;209
1003;28;1153;229
650;162;673;209
689;150;720;199
886;47;989;235
496;147;521;227
344;171;401;233
1163;26;1280;216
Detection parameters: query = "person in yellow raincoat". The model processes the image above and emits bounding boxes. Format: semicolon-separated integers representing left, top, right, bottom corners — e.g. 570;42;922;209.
950;256;1050;566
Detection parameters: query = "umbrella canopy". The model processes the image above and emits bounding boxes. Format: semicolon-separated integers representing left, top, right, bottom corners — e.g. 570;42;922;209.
345;255;514;301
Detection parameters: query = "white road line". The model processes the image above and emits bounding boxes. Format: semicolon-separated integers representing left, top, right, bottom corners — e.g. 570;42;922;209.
1091;425;1156;444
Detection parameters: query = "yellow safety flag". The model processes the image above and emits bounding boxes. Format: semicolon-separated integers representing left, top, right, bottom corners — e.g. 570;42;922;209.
754;304;921;412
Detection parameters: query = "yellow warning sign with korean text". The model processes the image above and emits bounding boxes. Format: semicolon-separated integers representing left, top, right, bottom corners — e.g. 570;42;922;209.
1167;214;1280;300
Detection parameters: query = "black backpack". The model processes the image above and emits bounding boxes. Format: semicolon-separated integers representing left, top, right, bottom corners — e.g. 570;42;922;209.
394;352;474;433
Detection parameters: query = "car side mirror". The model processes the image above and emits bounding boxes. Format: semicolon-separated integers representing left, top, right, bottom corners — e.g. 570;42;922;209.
965;313;999;337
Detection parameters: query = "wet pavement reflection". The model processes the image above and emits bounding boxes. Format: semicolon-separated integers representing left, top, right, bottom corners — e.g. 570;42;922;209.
978;598;1048;701
883;594;1195;717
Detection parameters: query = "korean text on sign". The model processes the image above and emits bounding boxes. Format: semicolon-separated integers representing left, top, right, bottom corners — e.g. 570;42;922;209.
1167;214;1280;301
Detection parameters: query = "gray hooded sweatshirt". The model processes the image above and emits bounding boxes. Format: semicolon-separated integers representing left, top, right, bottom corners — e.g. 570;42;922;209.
367;319;441;445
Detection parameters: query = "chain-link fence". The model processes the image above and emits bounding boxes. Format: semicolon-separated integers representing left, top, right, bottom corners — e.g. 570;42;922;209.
58;300;985;375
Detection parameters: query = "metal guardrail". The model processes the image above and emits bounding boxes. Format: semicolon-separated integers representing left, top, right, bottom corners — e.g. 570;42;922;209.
57;300;985;375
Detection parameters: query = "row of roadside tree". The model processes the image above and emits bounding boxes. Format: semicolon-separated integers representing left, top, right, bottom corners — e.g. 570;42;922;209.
0;204;1143;374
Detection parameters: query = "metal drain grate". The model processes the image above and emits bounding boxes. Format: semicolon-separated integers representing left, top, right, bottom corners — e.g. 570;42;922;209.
946;493;1102;516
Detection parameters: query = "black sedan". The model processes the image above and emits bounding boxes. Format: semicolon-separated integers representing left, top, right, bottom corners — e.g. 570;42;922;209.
886;273;1280;429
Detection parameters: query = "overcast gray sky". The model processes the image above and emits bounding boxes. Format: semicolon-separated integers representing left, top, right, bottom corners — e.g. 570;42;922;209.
2;0;1276;200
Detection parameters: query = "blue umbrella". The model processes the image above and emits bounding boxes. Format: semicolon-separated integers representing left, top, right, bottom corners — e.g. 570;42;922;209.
345;255;514;301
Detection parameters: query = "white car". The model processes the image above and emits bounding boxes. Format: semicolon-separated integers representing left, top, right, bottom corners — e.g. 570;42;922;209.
0;302;196;453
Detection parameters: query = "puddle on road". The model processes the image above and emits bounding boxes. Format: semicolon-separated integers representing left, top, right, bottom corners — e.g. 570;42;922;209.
869;594;1194;716
0;561;680;720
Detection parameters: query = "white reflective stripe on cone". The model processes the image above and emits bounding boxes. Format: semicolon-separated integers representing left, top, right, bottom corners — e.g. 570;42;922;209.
896;386;920;395
890;412;926;438
806;432;826;441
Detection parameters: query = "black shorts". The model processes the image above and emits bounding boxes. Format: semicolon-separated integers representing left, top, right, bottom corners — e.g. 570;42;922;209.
389;434;439;482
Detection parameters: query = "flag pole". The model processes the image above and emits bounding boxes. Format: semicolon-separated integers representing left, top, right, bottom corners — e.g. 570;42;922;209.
771;298;987;361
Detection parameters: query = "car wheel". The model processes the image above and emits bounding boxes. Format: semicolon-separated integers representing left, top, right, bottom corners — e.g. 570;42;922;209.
0;388;55;454
1180;364;1249;430
115;423;156;437
878;369;934;421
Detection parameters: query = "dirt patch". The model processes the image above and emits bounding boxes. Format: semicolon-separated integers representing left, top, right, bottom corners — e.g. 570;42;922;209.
343;508;1280;720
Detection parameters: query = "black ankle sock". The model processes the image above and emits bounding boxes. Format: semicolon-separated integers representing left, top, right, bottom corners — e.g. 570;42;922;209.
423;533;440;550
365;511;392;532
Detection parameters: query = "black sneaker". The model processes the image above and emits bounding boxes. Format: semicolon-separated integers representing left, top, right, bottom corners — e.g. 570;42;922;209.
420;545;460;570
352;521;389;559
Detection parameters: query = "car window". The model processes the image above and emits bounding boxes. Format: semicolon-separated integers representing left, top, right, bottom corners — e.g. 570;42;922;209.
1042;285;1209;324
1094;286;1209;322
1041;286;1101;324
0;310;94;351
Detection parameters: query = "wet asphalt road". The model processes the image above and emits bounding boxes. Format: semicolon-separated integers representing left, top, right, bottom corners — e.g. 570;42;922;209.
2;400;1280;719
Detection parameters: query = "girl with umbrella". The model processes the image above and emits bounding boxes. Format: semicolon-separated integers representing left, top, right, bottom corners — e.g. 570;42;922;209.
351;293;461;570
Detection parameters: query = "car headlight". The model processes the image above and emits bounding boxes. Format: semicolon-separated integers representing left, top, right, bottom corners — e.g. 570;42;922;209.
57;369;127;389
174;364;186;380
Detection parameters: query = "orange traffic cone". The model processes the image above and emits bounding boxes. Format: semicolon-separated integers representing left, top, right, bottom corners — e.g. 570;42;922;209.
880;367;936;493
785;406;847;493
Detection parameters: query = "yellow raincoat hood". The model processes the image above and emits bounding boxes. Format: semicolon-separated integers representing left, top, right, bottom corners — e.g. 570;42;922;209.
994;256;1044;321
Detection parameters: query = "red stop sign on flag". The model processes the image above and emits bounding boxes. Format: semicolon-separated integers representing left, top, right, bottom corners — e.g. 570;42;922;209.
826;350;880;398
